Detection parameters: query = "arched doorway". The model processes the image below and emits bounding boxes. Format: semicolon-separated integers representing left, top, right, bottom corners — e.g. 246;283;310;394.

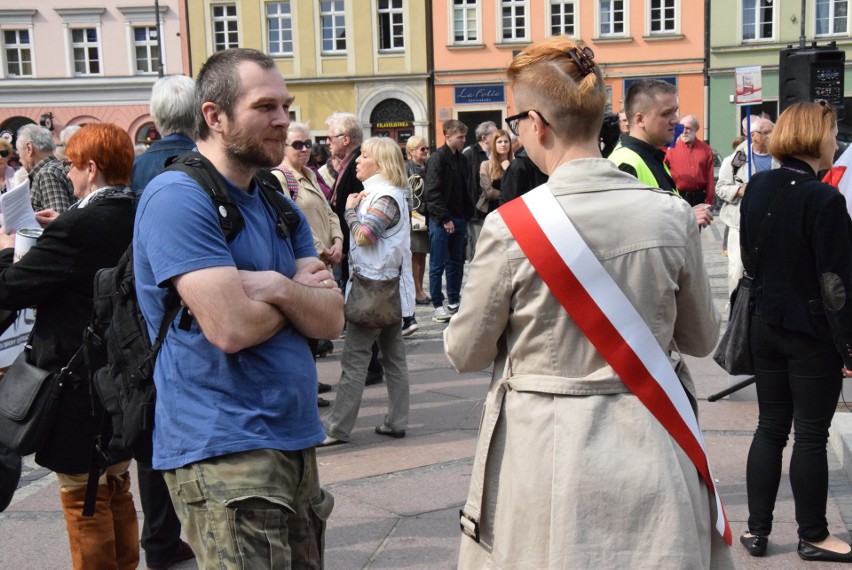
135;122;161;147
0;116;36;147
369;99;414;148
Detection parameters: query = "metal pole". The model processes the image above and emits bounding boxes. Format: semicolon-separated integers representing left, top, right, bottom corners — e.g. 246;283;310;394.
154;0;164;77
800;0;807;48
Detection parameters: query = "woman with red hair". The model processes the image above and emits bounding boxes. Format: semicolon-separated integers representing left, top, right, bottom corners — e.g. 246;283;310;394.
0;123;138;569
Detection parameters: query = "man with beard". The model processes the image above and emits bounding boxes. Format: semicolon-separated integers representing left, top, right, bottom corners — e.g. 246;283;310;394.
665;115;715;207
134;48;343;568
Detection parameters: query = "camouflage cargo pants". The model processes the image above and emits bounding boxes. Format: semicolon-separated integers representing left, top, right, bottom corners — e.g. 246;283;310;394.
163;448;333;569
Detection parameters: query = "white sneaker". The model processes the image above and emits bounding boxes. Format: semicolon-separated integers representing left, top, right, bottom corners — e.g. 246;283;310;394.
433;306;453;323
447;302;460;314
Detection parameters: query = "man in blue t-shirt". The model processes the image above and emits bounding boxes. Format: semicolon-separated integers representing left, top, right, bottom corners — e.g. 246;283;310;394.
134;48;344;568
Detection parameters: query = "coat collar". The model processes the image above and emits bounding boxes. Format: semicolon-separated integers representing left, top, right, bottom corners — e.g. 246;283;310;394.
547;157;658;195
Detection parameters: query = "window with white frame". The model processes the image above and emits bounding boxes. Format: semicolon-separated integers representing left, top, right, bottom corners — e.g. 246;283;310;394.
599;0;625;36
266;2;293;55
211;4;239;51
378;0;404;50
549;1;577;36
816;0;849;36
320;0;346;53
742;0;773;41
3;29;32;77
649;0;676;33
71;27;100;75
453;0;478;43
501;0;527;41
133;26;159;74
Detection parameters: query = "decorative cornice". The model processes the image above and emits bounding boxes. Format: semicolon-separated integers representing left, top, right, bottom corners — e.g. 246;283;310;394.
117;6;169;23
54;8;105;25
0;10;37;26
0;77;157;107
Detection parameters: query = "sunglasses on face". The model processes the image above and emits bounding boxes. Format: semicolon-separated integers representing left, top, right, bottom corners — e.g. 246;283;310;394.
0;151;9;158
288;140;312;150
419;147;429;152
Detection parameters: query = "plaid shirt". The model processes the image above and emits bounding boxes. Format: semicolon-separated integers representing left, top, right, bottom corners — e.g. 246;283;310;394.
28;155;74;213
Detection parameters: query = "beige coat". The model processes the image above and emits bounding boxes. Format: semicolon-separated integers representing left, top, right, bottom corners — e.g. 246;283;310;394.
445;159;733;569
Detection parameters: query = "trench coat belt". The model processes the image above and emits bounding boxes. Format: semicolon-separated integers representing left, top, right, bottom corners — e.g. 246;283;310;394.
459;374;630;545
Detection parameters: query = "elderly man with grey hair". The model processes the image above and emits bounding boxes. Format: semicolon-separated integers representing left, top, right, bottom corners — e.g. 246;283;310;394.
131;75;197;194
16;124;74;212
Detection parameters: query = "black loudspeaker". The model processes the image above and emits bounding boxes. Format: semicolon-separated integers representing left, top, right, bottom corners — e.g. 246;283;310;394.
779;43;845;118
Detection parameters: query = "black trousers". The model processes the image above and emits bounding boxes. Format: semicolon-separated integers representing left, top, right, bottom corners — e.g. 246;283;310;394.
680;189;707;207
745;316;842;541
137;459;183;566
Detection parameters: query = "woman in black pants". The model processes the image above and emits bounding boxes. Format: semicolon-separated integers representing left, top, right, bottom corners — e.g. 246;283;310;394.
740;101;852;562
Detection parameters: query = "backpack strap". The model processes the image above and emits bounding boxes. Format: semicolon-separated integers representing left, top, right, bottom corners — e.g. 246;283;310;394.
164;151;244;241
255;169;301;239
271;166;301;200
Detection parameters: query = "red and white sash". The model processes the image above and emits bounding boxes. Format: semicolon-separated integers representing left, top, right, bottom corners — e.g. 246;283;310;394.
500;185;731;545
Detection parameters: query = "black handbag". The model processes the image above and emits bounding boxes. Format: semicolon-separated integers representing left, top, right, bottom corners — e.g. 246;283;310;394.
713;275;754;375
0;346;84;456
713;179;796;375
344;271;402;329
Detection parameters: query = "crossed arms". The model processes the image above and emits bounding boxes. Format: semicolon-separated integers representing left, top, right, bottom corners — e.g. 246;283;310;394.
173;257;344;354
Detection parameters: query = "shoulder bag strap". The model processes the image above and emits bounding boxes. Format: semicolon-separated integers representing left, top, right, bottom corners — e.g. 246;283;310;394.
744;177;797;277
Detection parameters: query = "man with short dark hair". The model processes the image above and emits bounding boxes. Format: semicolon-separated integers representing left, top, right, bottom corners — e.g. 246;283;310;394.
424;120;473;322
15;124;74;212
134;48;343;568
609;79;713;228
463;121;497;259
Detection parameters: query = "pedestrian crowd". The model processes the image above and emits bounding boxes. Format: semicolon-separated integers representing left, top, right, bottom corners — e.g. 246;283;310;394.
0;35;851;570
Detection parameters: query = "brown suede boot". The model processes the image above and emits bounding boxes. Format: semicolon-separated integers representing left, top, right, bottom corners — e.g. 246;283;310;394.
60;484;118;569
108;473;140;570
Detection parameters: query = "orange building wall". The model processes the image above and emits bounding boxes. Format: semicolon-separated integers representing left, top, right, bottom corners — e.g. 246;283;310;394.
432;1;707;146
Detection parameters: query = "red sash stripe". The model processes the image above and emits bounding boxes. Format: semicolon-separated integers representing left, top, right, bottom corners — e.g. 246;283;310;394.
499;189;731;545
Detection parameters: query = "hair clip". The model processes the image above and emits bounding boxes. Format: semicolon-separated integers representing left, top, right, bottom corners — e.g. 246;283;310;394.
568;46;595;78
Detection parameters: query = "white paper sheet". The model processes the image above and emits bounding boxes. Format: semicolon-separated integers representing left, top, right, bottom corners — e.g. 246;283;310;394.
0;179;38;233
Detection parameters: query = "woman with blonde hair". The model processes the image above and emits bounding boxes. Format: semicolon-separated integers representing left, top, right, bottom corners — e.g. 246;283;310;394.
476;128;513;214
738;102;852;562
405;135;430;307
0;139;15;192
445;37;732;567
322;136;413;445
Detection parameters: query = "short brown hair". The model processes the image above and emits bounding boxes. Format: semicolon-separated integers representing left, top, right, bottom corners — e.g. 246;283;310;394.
442;120;467;137
66;124;135;186
769;102;837;163
624;79;677;124
506;37;606;140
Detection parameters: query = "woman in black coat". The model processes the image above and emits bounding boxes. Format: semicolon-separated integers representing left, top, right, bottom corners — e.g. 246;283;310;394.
0;124;137;569
739;102;852;563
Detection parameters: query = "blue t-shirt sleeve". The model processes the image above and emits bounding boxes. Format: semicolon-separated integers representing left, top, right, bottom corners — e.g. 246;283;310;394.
136;171;235;287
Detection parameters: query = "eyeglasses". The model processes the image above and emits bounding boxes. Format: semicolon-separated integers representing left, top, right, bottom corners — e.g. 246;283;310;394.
333;134;346;139
287;139;312;150
567;46;596;78
62;159;74;169
419;147;429;152
0;150;9;158
505;110;550;137
756;131;772;137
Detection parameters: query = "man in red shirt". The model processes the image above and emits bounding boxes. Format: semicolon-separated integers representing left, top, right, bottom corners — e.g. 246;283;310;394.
665;115;715;207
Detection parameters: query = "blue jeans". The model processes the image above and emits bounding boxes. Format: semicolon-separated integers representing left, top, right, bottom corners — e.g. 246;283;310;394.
429;217;466;308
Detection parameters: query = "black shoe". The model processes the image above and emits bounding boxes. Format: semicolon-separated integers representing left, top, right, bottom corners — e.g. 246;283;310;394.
317;397;330;407
415;297;431;305
318;382;332;394
798;539;852;562
365;371;384;385
146;540;195;570
314;339;334;358
375;424;406;438
740;533;768;557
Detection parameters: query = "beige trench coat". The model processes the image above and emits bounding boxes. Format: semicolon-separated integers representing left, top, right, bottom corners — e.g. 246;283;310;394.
445;158;733;569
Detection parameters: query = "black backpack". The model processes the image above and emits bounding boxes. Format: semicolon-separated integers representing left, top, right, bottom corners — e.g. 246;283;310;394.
86;151;300;463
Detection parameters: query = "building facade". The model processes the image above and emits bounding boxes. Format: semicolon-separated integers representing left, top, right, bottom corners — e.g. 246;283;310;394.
709;0;852;148
186;0;431;147
0;0;190;146
431;0;707;146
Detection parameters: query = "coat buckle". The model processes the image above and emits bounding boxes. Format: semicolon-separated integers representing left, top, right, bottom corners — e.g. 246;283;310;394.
459;509;480;543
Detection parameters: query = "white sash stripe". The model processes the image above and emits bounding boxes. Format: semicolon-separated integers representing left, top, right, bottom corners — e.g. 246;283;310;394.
522;186;726;538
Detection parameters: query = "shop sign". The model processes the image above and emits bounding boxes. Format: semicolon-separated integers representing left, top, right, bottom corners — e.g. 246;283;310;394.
374;121;412;128
454;84;505;105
